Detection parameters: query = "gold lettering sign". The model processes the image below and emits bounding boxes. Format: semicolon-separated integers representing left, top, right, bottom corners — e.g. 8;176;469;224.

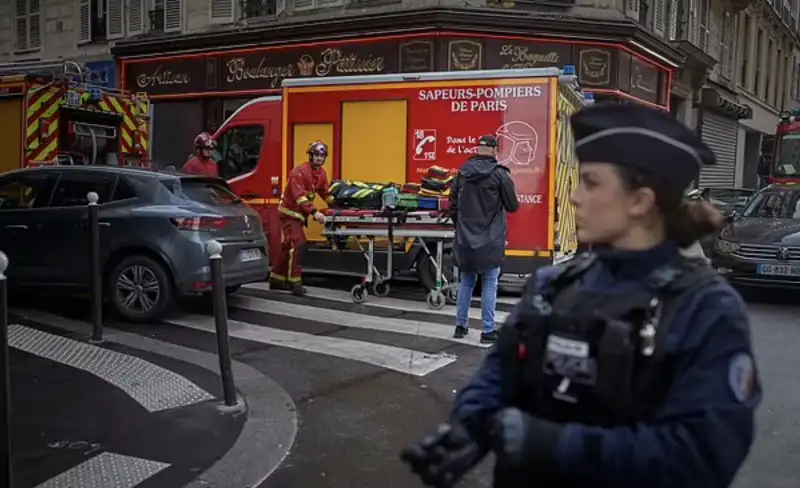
315;48;386;77
498;44;560;69
136;65;191;89
225;57;296;88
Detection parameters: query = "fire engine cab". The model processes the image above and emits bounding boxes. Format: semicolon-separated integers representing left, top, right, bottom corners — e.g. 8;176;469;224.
0;60;150;175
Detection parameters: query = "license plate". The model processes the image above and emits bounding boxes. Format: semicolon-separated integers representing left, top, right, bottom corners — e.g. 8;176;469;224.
239;249;262;262
756;264;800;276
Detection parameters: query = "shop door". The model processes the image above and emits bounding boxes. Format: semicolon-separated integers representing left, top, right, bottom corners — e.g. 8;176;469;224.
699;112;738;188
292;123;333;242
0;98;23;174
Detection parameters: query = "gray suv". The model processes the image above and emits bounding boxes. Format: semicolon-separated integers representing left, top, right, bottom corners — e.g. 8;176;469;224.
0;166;268;321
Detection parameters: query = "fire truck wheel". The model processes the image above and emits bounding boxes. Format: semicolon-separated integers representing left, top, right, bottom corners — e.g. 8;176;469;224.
416;250;455;293
109;255;173;322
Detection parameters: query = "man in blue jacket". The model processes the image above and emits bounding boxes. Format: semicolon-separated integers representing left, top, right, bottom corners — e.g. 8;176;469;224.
449;135;519;343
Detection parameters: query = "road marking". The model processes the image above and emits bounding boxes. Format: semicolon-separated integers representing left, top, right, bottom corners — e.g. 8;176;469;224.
229;294;491;348
243;283;511;322
165;314;457;377
8;322;214;412
35;452;170;488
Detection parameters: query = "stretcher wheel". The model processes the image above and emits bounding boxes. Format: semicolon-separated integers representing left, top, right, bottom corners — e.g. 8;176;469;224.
351;284;368;304
445;287;458;305
426;290;446;310
373;281;391;298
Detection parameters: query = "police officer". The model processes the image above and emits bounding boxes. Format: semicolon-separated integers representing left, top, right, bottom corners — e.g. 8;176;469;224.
400;103;761;488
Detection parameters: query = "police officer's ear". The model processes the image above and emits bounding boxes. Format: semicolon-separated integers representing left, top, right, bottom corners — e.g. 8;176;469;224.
625;185;658;218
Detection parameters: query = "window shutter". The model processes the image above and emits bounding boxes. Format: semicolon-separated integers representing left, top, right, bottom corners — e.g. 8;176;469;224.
127;0;145;36
625;0;640;21
28;0;40;49
667;0;678;39
107;0;125;39
78;0;91;44
653;0;666;36
276;0;286;15
164;0;182;32
15;0;28;51
209;0;234;23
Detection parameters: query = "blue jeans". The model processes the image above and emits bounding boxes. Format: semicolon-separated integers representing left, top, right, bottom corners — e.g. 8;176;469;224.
455;267;500;333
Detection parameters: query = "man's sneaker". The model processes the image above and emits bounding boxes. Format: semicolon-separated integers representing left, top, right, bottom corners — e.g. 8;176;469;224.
480;330;499;343
291;285;308;297
453;326;469;339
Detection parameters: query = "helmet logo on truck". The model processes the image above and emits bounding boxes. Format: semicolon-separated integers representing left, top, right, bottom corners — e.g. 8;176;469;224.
496;121;539;167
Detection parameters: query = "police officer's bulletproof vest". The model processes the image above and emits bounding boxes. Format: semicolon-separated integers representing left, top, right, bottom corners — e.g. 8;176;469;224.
498;253;720;427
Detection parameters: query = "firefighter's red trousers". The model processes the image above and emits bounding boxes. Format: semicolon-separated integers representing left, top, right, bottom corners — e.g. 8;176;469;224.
269;217;306;284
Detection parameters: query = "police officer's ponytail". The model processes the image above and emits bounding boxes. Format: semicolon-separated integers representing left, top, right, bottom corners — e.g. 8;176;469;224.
617;166;724;248
664;199;724;248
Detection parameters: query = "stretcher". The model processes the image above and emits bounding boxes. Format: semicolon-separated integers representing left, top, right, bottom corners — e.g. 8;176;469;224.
321;208;458;309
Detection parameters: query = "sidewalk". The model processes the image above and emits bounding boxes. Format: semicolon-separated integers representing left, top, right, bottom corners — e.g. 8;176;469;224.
9;319;245;488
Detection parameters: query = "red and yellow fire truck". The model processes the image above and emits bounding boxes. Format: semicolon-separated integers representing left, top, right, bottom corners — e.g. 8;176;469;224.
0;61;150;175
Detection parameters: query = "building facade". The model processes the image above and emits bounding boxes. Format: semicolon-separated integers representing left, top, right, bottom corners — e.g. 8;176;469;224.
2;0;798;186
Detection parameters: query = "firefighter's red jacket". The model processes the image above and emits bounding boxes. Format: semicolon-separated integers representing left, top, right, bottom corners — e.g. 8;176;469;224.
278;161;333;221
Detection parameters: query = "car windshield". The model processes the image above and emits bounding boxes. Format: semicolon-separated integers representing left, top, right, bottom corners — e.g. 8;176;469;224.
773;133;800;176
163;178;241;206
743;188;800;218
705;188;754;214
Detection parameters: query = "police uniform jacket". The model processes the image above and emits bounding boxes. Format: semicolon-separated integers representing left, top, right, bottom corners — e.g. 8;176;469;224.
452;243;761;488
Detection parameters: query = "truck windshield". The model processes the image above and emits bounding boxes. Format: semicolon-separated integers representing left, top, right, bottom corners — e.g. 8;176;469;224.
774;133;800;176
743;189;800;219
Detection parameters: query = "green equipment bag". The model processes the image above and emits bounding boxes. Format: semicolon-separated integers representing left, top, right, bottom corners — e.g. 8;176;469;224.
328;180;387;209
397;193;419;210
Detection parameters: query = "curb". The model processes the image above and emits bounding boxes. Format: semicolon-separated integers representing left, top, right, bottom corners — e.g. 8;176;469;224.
11;309;298;488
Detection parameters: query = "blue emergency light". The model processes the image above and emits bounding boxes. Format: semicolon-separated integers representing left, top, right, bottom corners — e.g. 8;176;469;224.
562;65;576;76
584;92;595;104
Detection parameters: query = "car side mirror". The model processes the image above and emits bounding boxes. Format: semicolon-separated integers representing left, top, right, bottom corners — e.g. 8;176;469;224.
726;211;740;223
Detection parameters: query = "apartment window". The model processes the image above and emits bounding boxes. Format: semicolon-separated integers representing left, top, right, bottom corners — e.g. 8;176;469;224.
210;0;284;23
294;0;343;12
781;54;790;109
766;39;774;103
755;28;764;98
739;14;750;88
78;0;110;43
15;0;41;51
242;0;276;17
666;0;680;39
640;0;652;31
148;0;182;33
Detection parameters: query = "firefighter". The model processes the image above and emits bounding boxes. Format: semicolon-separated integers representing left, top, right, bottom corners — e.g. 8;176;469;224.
401;103;760;488
182;132;218;176
269;141;334;295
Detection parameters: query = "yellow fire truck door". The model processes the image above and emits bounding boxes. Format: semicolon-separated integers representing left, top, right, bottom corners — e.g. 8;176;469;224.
0;97;23;173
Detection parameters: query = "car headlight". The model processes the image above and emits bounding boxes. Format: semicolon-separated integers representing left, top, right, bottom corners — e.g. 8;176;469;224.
715;239;740;254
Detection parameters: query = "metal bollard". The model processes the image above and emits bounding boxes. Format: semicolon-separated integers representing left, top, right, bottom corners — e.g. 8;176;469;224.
87;192;103;343
206;240;237;407
0;251;13;487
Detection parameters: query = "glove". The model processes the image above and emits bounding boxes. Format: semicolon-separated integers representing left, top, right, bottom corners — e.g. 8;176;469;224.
313;211;326;225
400;422;487;488
489;408;562;472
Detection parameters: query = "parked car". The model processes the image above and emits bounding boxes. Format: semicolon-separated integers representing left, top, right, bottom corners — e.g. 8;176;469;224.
710;183;800;288
0;166;268;321
687;186;755;254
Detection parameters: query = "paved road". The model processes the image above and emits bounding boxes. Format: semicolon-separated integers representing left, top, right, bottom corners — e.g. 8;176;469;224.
10;278;800;487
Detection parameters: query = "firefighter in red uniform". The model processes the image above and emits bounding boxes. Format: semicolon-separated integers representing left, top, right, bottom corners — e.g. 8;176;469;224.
182;132;219;176
269;141;334;295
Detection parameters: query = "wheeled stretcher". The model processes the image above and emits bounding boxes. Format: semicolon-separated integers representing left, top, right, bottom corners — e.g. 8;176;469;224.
321;208;458;309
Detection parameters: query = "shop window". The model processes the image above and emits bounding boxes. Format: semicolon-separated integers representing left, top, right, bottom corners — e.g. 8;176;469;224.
0;173;57;210
49;173;117;207
214;125;265;180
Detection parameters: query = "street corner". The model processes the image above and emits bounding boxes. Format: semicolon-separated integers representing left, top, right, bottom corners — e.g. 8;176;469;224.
8;311;298;488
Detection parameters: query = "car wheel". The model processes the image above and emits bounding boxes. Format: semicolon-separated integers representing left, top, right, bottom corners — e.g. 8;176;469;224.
109;255;173;322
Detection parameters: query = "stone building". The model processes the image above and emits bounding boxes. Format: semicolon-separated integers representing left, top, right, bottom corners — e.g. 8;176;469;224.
1;0;799;185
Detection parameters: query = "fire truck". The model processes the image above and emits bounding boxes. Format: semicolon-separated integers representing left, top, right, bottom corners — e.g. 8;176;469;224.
216;67;584;288
0;60;150;175
757;108;800;186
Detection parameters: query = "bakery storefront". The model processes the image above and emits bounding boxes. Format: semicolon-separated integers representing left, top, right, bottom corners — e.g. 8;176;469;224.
116;19;679;167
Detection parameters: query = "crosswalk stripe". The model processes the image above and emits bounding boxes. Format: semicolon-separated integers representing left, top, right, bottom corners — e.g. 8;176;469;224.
165;314;457;377
228;294;491;348
35;452;170;488
243;283;511;322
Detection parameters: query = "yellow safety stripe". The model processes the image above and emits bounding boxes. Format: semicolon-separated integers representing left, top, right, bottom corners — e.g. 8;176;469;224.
308;192;317;200
325;195;335;204
287;248;301;282
278;205;305;221
296;196;309;205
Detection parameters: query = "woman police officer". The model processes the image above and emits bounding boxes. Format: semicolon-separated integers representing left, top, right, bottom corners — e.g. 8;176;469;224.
401;103;761;488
